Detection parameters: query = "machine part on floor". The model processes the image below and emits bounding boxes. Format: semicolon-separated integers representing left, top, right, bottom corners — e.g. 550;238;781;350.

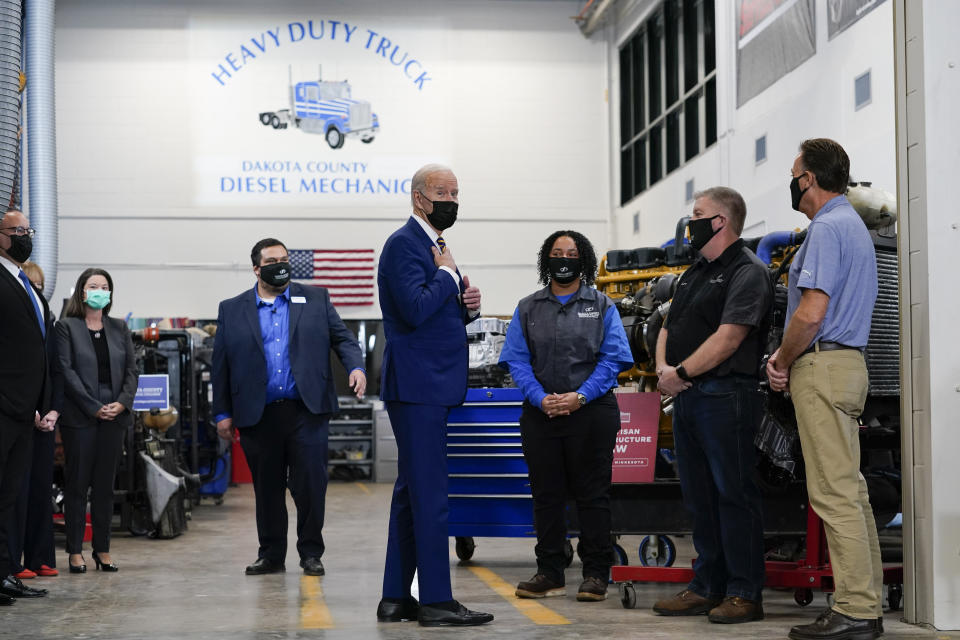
638;535;676;567
139;452;185;525
455;536;476;562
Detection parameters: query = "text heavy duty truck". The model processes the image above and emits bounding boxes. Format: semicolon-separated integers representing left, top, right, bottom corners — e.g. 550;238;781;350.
258;67;379;150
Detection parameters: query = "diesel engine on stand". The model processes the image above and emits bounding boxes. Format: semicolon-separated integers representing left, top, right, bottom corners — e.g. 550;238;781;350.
596;182;902;557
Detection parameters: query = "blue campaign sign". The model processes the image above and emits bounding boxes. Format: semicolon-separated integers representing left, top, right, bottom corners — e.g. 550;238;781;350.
134;374;170;411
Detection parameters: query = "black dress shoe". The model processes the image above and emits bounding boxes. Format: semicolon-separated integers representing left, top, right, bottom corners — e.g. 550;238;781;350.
244;558;285;575
789;608;880;640
0;575;48;598
300;557;325;576
377;596;420;622
418;601;494;627
0;592;14;606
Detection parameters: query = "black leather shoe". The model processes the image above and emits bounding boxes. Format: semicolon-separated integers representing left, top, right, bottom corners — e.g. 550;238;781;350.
0;592;14;606
244;558;285;575
0;575;48;598
789;608;880;640
377;596;420;622
300;557;325;576
92;551;119;572
418;601;494;627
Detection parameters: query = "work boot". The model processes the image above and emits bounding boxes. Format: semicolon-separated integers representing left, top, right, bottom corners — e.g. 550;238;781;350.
576;576;608;601
515;574;565;599
652;589;722;616
707;596;764;623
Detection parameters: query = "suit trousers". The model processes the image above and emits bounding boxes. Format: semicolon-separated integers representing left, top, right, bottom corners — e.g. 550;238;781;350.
519;392;620;583
0;415;33;578
382;401;452;605
238;400;329;562
7;428;56;572
791;349;883;619
62;382;126;554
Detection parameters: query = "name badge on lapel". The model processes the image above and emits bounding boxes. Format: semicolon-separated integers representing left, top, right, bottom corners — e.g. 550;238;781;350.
291;296;307;304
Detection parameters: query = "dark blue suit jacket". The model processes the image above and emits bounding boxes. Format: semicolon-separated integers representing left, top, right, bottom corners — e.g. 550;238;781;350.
378;216;470;407
212;282;364;428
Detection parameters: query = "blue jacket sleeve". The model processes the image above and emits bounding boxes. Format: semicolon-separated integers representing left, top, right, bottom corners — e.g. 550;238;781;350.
383;235;461;328
577;305;634;402
497;307;548;409
212;301;232;422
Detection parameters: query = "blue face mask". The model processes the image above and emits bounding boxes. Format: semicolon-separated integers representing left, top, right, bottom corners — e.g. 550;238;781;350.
85;289;111;310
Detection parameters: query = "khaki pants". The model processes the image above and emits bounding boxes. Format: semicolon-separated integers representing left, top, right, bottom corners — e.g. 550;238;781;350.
790;348;883;619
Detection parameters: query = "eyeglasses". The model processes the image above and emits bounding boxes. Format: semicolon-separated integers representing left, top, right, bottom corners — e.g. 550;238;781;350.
0;226;36;238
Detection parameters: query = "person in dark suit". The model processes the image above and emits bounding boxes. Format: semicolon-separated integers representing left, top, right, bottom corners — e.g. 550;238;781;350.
8;261;63;580
57;268;139;574
0;209;52;603
376;164;492;627
213;238;366;577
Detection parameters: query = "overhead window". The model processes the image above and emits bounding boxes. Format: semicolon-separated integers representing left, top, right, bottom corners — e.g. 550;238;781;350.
619;0;717;205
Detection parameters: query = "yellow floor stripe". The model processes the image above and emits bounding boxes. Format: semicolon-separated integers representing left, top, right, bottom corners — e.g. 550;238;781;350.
299;576;335;629
354;481;371;495
467;566;571;625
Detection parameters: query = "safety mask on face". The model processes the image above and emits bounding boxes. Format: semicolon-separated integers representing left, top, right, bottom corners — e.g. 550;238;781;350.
549;257;581;285
790;174;809;212
5;233;32;263
688;215;722;251
85;289;111;310
420;193;458;231
259;262;291;287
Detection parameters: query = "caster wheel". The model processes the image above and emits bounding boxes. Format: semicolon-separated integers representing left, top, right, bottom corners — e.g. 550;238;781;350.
564;540;575;567
794;588;814;607
887;583;902;611
613;543;628;566
620;582;638;609
455;537;475;562
638;535;676;567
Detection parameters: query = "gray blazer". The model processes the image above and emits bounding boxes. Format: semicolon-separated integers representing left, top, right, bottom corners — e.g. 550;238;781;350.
56;316;139;429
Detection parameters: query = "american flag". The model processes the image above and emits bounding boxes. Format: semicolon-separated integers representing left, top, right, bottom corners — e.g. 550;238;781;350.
288;249;375;307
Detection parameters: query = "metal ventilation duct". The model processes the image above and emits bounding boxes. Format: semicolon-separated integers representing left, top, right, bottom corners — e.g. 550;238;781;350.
0;0;22;209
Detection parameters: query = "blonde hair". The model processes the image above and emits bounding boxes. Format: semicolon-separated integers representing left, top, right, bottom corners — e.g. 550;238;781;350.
21;260;45;291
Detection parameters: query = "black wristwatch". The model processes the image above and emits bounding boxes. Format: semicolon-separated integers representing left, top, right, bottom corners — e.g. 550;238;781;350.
675;363;692;382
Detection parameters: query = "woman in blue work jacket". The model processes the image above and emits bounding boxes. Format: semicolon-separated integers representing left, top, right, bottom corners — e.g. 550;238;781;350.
499;230;634;603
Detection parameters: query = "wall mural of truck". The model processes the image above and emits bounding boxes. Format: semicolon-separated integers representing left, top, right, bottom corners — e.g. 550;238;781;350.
259;67;379;150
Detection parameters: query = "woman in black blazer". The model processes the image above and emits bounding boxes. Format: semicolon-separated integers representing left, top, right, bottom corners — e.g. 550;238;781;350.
56;268;138;573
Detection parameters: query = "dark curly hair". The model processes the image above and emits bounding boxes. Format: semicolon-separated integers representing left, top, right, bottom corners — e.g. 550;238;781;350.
536;230;598;287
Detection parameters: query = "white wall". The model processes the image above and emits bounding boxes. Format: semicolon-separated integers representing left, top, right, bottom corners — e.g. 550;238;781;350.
608;0;896;250
46;0;609;319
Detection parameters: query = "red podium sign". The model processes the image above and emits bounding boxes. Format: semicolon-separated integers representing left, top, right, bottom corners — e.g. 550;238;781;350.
611;392;661;483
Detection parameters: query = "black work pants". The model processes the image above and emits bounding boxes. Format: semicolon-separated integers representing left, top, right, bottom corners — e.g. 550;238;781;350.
8;427;56;571
519;392;620;584
0;415;33;578
238;399;330;563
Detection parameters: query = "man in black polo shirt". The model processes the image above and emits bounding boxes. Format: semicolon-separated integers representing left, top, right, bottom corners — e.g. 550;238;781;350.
651;187;772;624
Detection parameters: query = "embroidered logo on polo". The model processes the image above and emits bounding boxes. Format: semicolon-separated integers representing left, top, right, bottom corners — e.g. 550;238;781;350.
709;274;725;284
578;306;600;319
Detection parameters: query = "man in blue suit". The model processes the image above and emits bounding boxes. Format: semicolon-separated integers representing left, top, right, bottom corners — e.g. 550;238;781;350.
213;238;365;577
376;165;492;627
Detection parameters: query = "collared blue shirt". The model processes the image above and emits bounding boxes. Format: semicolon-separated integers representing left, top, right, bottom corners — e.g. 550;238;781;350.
786;194;877;348
256;285;299;404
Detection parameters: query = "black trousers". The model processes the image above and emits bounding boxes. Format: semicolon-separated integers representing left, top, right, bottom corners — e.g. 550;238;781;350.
238;400;329;563
0;415;33;578
61;415;125;555
519;392;620;583
7;428;56;572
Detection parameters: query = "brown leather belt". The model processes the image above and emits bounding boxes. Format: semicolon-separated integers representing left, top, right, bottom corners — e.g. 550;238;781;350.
801;340;864;357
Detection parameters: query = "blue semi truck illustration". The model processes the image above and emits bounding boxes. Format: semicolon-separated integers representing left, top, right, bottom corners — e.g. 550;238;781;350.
259;67;379;150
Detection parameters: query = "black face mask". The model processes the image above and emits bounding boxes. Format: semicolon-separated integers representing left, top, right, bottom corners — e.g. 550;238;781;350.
790;174;809;212
688;215;721;251
549;257;581;285
5;233;32;263
259;261;291;287
420;193;458;231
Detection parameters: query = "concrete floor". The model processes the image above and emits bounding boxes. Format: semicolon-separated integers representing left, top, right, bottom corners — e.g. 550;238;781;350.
6;482;957;640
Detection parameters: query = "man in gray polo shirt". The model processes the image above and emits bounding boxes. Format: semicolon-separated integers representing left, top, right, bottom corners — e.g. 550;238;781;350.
767;138;881;640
